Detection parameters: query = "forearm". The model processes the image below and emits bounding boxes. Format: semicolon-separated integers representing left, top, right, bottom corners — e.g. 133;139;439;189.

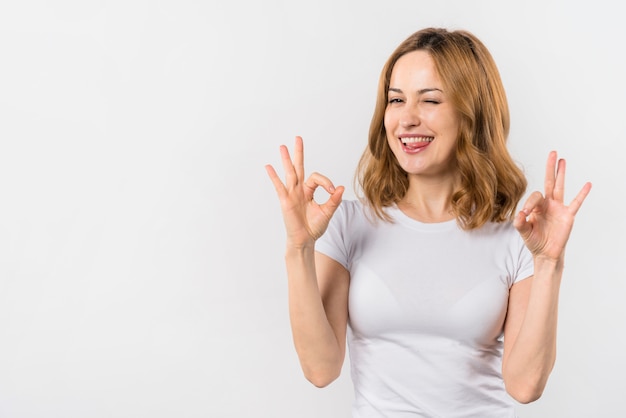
503;258;564;403
285;246;344;386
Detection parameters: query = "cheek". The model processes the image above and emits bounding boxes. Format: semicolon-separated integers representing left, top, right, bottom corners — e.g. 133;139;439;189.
384;111;400;144
385;123;397;147
443;110;462;135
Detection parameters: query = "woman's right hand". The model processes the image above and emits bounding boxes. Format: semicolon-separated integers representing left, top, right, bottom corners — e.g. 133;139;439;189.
265;136;344;249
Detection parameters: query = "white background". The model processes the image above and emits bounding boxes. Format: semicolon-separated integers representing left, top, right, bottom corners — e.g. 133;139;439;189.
0;1;623;417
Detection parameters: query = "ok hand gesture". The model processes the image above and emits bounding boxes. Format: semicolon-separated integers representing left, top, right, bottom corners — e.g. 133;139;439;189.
265;136;344;249
514;151;592;264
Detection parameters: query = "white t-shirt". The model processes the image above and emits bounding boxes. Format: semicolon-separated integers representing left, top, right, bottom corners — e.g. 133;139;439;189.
316;200;534;418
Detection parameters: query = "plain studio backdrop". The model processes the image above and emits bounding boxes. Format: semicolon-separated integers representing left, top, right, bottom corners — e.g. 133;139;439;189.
0;1;623;417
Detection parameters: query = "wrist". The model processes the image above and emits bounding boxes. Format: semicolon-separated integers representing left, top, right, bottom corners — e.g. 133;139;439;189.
533;256;565;284
285;241;316;255
533;255;564;270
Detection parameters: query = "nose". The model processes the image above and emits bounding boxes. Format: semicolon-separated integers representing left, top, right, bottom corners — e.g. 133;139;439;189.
399;104;420;129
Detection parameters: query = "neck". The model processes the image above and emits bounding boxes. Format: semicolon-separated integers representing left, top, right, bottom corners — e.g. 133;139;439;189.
398;176;457;223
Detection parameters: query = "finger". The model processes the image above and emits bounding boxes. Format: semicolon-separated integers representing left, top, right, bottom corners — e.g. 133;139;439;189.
553;158;566;202
321;185;345;216
304;172;338;199
568;181;592;215
544;151;558;200
293;136;305;182
265;164;287;197
513;209;532;238
520;190;544;216
279;144;298;187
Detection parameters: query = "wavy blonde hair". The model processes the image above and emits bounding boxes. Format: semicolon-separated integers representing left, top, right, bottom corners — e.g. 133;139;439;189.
356;27;527;230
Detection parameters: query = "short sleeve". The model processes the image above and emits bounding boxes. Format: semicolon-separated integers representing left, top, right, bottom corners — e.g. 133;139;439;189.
513;233;534;284
315;200;352;270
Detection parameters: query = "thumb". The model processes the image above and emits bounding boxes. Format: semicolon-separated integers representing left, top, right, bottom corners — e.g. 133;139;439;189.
322;186;345;217
514;210;531;238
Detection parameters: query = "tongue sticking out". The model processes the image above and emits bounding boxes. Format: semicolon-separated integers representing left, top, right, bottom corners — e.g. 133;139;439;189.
402;140;432;152
404;141;429;150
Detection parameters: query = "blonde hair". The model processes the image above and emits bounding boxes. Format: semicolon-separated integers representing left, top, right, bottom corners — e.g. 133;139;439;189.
356;27;527;230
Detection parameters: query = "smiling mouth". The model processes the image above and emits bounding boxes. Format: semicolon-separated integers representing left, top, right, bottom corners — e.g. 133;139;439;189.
400;136;434;145
400;136;434;151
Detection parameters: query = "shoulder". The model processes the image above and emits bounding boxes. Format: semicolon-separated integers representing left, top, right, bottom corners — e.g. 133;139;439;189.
468;220;528;256
476;220;533;268
334;199;370;223
337;198;363;213
323;199;378;244
473;220;519;239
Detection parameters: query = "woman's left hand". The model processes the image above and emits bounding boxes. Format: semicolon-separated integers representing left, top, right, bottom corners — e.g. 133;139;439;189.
514;151;592;264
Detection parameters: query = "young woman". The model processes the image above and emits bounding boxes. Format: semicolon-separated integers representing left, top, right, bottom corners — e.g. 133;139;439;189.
266;27;591;417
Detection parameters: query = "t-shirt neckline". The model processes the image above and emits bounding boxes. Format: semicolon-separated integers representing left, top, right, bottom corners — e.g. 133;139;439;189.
387;204;459;232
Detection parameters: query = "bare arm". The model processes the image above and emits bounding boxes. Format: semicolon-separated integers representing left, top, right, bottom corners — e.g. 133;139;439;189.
502;272;559;404
266;136;348;387
503;151;592;403
285;250;349;387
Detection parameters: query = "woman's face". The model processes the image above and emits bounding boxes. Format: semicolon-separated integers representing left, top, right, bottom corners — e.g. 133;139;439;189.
384;50;460;180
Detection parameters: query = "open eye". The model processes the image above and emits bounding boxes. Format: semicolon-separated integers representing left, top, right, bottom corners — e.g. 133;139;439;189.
388;97;404;104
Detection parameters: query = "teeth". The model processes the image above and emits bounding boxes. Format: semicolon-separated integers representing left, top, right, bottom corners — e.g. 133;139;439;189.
400;136;434;144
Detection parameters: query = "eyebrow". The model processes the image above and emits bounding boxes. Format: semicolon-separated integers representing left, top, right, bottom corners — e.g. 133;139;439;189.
388;87;443;94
